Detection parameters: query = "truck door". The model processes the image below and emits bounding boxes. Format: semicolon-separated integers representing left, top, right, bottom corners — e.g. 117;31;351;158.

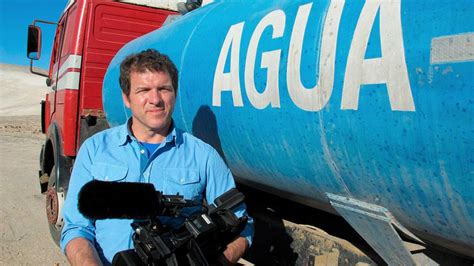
49;13;68;116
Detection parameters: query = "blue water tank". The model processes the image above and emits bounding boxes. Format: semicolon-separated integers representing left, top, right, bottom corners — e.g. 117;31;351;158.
103;0;474;259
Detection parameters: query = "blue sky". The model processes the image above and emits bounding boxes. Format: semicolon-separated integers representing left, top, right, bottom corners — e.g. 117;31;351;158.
0;0;68;69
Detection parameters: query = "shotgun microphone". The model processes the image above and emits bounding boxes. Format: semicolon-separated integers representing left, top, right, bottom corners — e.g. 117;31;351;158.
78;180;200;220
78;180;162;220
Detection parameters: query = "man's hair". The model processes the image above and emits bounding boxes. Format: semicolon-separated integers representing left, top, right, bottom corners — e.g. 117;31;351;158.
119;49;178;96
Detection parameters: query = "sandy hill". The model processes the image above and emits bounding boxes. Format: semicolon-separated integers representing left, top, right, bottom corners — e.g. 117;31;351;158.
0;64;49;116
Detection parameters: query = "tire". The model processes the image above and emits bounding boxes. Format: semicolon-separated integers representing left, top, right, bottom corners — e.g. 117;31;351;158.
45;166;65;246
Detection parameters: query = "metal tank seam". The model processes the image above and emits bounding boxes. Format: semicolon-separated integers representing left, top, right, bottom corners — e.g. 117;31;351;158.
439;160;473;243
316;0;352;197
318;110;352;196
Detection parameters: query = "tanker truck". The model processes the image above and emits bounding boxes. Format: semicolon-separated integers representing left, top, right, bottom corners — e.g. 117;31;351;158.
26;0;179;245
27;0;473;265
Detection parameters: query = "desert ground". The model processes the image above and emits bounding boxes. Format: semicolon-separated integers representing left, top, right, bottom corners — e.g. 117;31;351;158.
0;64;68;265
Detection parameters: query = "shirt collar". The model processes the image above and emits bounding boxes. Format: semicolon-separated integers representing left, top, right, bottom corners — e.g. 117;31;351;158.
118;118;182;147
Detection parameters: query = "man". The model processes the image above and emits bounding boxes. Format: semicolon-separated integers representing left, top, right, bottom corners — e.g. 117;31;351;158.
60;49;253;265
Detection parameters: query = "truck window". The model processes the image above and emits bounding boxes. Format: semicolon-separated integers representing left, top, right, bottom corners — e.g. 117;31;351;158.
50;16;67;89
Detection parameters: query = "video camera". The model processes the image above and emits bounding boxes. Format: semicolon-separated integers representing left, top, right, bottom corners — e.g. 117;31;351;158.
78;181;248;266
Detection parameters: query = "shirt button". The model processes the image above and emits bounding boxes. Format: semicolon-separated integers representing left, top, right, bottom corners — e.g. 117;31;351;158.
105;176;109;180
144;173;149;178
140;149;145;154
180;178;185;183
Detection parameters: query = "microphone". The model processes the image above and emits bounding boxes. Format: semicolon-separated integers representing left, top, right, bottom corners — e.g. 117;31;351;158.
78;180;202;220
78;180;161;220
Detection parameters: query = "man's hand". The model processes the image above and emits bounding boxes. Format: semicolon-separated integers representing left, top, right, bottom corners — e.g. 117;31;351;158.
65;237;103;266
222;236;249;264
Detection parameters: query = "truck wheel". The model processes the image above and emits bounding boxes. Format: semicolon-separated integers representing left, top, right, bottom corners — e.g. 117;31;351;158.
45;166;65;246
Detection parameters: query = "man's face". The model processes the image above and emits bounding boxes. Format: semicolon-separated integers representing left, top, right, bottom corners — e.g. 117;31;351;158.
123;70;176;140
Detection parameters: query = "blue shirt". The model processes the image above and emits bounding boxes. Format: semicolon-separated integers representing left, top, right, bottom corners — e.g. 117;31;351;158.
60;120;254;264
140;141;160;157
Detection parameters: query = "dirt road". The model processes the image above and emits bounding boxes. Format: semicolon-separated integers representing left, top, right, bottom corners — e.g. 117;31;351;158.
0;116;68;265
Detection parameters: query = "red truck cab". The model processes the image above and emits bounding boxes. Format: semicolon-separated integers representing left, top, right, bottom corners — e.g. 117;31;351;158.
27;0;178;244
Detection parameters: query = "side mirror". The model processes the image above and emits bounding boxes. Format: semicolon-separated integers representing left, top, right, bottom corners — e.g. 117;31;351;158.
27;25;42;60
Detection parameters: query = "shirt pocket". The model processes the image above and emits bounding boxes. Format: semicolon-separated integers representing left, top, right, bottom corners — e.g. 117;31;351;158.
163;168;202;200
91;162;128;182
